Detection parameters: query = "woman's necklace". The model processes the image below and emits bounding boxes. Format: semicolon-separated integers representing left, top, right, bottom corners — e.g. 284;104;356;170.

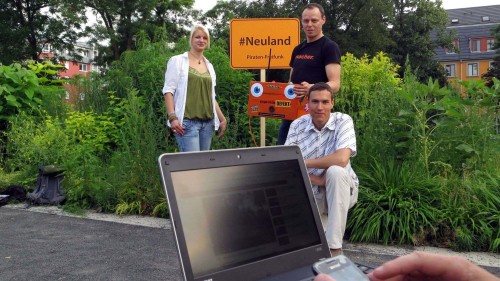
189;51;203;64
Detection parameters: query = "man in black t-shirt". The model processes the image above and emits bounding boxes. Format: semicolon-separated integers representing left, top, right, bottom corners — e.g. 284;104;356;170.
277;3;341;145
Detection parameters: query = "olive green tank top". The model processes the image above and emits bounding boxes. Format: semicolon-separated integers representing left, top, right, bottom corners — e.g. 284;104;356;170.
184;67;214;120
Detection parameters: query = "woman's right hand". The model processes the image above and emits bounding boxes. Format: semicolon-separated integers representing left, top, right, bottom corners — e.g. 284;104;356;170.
170;119;184;136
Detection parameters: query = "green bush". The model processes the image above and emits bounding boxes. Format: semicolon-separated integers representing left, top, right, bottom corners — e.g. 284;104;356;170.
347;159;441;245
439;172;499;252
0;62;65;130
336;52;403;163
4;114;70;177
343;57;499;252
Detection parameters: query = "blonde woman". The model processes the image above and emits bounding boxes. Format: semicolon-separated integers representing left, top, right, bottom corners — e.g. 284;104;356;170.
162;24;227;152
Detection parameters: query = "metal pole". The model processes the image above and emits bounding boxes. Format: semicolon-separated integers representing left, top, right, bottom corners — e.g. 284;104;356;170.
260;68;266;146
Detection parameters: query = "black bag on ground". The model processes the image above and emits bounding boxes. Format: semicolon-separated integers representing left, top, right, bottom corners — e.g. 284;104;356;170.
0;185;27;207
27;165;66;205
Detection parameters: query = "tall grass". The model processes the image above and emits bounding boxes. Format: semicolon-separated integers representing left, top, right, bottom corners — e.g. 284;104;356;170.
439;172;499;252
347;159;441;245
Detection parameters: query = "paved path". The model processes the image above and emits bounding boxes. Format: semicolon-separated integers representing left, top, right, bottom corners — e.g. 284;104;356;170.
1;205;498;280
1;208;180;280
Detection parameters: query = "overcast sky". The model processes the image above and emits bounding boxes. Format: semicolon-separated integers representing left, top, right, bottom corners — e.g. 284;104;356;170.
193;0;500;12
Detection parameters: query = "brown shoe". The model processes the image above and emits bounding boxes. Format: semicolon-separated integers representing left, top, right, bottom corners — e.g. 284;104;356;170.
330;248;343;257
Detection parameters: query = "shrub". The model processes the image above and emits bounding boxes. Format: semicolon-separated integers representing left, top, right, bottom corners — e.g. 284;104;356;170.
347;159;441;245
0;62;65;131
439;172;499;252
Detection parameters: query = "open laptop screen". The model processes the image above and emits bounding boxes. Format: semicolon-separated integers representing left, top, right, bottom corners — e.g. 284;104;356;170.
171;160;321;279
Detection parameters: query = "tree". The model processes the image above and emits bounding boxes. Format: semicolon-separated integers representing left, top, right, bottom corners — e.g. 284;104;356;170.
482;24;500;87
388;0;452;85
296;0;394;58
205;0;393;58
0;0;85;65
204;0;394;82
81;0;197;64
204;0;283;45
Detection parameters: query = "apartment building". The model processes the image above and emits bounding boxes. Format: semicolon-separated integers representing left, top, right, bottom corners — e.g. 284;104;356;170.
39;42;101;103
433;5;499;84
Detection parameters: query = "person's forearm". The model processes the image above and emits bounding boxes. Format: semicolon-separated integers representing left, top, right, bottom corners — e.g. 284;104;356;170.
325;63;341;94
327;80;340;94
164;93;175;114
304;149;351;169
308;173;325;186
215;102;226;122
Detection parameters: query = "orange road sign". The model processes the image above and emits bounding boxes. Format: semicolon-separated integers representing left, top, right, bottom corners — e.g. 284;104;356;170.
230;18;300;69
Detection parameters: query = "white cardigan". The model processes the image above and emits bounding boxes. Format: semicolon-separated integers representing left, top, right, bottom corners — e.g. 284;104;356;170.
162;52;220;129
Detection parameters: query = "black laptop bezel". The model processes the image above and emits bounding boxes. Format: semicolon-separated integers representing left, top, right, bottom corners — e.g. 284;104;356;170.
158;146;330;281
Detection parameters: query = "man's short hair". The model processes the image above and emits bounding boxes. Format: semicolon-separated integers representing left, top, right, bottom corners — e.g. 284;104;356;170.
309;82;334;99
302;3;326;18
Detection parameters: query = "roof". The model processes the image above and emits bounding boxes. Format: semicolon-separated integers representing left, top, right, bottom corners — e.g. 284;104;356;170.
446;5;500;27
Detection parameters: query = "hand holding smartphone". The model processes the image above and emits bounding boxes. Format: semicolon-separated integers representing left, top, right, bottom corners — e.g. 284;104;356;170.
312;255;370;281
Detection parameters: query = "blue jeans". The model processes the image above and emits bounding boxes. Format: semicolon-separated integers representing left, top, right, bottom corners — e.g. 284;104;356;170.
175;118;214;152
277;119;292;145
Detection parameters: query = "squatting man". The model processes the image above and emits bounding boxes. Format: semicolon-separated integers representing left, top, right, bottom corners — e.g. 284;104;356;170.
285;82;358;256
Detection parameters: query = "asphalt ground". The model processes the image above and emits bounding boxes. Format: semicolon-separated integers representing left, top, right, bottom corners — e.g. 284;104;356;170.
1;206;499;280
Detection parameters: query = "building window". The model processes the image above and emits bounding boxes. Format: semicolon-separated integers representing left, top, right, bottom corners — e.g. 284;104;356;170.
79;64;88;72
470;39;481;52
81;50;89;57
467;63;478;77
481;16;490;22
451;18;459;24
64;61;70;69
487;39;495;51
80;93;85;100
42;44;51;53
446;39;459;54
444;64;456;77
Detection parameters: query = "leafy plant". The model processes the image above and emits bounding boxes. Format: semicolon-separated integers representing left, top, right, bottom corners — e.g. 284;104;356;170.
347;159;441;245
395;76;452;175
336;52;403;164
0;61;64;130
439;172;500;252
4;114;70;175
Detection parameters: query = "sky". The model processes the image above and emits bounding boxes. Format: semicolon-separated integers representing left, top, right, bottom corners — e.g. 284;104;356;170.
193;0;500;12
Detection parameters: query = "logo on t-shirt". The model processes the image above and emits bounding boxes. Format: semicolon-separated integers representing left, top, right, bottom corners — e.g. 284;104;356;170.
295;54;315;60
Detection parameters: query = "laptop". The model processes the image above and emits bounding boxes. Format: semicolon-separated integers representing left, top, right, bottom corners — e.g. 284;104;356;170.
158;146;331;281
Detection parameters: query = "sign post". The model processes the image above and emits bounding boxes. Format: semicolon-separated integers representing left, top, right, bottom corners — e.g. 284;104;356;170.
260;69;266;147
230;18;300;146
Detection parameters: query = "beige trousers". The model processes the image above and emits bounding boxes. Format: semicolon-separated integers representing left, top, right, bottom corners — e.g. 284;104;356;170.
314;165;358;249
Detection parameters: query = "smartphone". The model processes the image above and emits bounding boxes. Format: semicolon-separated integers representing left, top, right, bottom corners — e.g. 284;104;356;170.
312;255;370;281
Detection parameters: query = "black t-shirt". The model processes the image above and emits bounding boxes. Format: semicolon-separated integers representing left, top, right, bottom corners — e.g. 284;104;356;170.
289;36;341;84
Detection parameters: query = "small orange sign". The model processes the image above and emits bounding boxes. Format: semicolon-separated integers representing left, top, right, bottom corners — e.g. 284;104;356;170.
230;18;300;69
248;81;309;120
